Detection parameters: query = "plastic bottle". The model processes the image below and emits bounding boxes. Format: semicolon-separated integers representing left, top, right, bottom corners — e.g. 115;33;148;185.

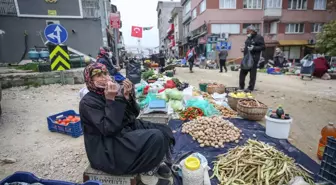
181;156;204;185
317;122;336;160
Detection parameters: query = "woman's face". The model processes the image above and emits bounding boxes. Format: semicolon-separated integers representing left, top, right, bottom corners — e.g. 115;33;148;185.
92;73;112;89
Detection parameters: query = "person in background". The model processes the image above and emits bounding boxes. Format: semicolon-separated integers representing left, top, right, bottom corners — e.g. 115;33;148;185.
273;47;285;67
158;50;166;73
97;47;126;83
219;46;228;73
313;54;330;78
80;63;174;178
239;25;265;92
186;45;196;73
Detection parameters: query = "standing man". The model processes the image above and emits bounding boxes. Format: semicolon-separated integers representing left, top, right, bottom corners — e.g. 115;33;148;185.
158;50;166;73
186;45;196;73
219;46;228;73
239;25;265;91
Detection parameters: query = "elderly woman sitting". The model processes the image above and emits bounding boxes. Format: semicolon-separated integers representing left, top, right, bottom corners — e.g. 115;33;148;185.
79;63;174;178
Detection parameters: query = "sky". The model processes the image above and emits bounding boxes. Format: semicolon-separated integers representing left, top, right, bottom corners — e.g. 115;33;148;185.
110;0;179;49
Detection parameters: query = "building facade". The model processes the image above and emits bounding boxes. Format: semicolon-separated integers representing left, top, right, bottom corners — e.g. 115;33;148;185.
156;1;181;53
0;0;112;63
168;6;183;57
183;0;336;61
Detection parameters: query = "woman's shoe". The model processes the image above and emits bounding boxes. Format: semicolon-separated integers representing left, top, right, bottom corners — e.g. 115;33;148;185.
157;163;172;179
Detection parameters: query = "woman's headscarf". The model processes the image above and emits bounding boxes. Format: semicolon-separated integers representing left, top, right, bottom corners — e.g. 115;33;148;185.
84;62;108;95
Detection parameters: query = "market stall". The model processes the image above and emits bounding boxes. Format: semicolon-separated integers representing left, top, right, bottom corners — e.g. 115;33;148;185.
135;68;334;185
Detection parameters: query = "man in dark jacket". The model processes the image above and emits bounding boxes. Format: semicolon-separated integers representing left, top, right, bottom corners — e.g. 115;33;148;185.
158;50;166;73
239;25;265;91
97;47;126;83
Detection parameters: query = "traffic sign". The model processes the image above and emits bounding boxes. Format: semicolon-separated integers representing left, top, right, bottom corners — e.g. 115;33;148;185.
44;24;68;45
48;45;70;71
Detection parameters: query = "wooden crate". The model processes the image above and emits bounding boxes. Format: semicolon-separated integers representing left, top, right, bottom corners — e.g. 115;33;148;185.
83;165;137;185
138;112;170;124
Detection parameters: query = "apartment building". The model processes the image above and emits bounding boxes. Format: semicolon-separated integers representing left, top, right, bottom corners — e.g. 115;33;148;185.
0;0;112;63
183;0;336;61
168;6;183;57
157;1;181;53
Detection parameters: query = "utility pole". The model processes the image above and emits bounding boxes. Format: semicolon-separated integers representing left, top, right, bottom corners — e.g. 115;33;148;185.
114;28;119;66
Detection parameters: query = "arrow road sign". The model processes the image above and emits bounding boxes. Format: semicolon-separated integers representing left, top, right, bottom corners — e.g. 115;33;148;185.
48;45;70;71
44;24;68;45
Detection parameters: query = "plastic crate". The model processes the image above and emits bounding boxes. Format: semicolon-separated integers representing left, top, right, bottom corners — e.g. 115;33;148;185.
47;110;82;138
0;171;101;185
317;136;336;185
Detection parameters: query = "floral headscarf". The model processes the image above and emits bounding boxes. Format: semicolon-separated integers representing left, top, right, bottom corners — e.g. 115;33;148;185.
84;63;108;95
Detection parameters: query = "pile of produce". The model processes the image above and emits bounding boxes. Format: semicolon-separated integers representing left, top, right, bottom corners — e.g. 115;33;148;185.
269;105;291;120
182;116;242;147
55;115;80;126
141;70;156;81
150;63;159;67
207;83;225;94
211;139;314;185
179;107;203;121
239;99;267;108
201;91;213;100
229;92;253;98
213;104;238;118
172;78;189;91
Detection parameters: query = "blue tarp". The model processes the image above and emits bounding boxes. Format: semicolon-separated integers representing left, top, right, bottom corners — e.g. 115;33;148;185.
168;119;319;185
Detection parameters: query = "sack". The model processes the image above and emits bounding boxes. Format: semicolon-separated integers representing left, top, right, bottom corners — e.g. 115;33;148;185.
241;51;254;70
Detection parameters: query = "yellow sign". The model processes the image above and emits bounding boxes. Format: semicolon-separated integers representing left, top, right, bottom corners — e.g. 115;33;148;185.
45;0;58;3
48;45;70;71
48;10;57;16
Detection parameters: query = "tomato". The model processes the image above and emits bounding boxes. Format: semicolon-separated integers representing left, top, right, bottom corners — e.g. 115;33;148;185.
67;115;74;119
64;118;71;124
64;122;70;126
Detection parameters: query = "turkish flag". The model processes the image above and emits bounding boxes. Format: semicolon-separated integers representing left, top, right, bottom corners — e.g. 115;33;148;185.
131;26;143;38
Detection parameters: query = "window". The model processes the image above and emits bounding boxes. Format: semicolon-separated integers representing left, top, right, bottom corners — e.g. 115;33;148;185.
289;46;301;59
270;22;278;33
184;0;191;14
265;0;282;8
200;0;207;13
244;0;262;9
82;0;100;18
288;0;307;10
314;0;326;10
312;23;323;33
242;23;261;34
184;24;190;36
211;24;240;34
219;0;237;9
192;9;197;19
285;23;304;33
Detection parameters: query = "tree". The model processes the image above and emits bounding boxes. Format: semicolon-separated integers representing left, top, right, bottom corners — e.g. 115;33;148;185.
316;20;336;56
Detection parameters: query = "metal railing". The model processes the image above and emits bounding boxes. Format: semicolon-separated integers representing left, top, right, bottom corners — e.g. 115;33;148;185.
0;0;17;16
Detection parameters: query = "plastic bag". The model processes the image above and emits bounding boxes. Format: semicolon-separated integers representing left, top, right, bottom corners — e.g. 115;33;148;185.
288;176;310;185
166;89;183;100
186;99;219;116
241;51;254;70
139;93;157;109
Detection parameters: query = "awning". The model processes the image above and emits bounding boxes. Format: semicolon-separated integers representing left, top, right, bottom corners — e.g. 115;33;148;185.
278;40;308;46
306;45;315;48
190;31;208;40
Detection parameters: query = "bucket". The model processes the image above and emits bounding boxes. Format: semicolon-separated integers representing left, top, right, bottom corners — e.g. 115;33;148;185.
265;115;293;139
199;83;208;92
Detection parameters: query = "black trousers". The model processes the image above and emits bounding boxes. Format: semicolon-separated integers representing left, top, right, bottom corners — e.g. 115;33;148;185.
239;67;257;91
189;60;194;71
219;59;227;72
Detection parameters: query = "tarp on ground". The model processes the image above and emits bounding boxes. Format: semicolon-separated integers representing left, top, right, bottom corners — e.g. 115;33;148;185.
168;119;319;185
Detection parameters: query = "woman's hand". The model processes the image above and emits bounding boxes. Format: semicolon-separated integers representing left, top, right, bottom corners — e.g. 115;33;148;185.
104;81;119;100
123;79;133;100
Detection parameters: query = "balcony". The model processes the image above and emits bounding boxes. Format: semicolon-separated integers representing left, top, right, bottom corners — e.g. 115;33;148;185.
182;11;191;24
264;8;282;20
264;33;278;41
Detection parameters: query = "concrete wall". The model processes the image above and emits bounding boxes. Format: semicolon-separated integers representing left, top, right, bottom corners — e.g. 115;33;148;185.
0;16;103;63
157;2;180;49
